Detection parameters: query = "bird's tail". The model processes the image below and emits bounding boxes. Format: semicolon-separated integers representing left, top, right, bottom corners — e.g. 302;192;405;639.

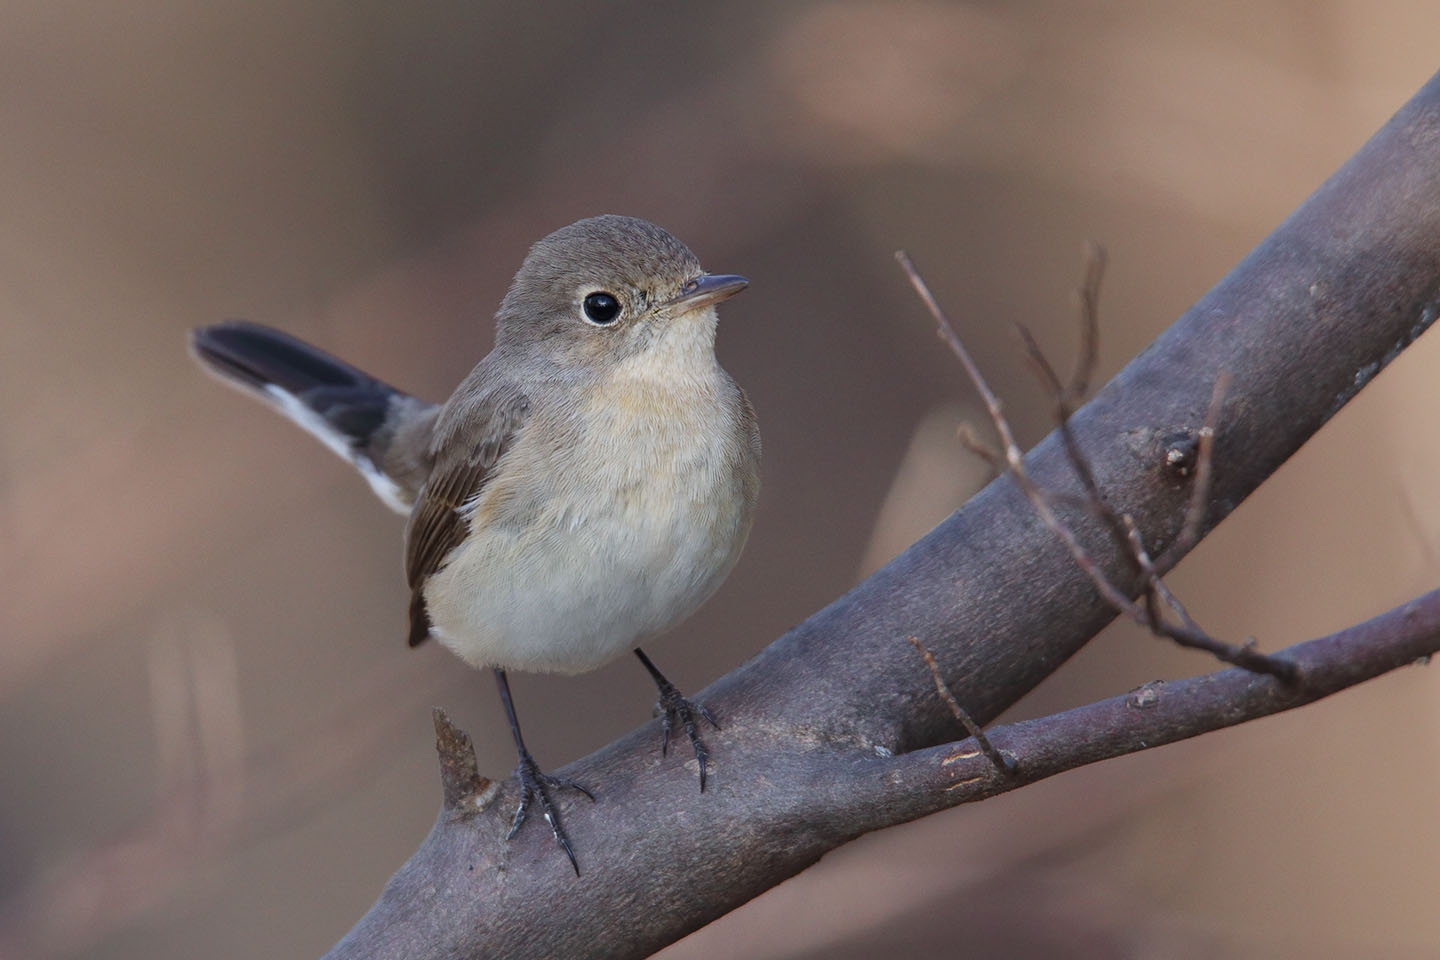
191;320;433;512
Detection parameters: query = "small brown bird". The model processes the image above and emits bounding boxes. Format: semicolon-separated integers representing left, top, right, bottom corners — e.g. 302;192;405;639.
192;215;761;871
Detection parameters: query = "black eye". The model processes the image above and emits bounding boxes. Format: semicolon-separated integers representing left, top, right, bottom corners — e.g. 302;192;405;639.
581;292;621;325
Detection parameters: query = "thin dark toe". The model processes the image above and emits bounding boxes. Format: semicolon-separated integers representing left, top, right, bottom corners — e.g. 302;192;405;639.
508;755;594;875
550;775;596;803
653;691;718;791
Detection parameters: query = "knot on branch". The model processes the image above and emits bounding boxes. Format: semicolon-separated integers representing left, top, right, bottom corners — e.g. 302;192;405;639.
433;707;493;812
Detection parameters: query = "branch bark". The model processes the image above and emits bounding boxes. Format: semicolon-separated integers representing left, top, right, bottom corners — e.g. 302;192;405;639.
325;71;1440;959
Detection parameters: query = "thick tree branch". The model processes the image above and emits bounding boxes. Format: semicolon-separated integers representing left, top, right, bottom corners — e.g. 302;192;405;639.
326;71;1440;959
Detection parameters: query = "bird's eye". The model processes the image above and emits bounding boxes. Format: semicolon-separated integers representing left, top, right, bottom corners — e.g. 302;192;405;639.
581;292;622;326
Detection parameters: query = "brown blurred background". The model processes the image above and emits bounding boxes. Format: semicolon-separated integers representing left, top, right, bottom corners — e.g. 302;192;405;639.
3;2;1440;957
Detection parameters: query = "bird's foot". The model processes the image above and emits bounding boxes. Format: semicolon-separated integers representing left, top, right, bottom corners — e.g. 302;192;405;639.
653;680;720;792
507;749;595;875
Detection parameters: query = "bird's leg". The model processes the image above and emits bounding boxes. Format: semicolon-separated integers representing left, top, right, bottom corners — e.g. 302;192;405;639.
633;648;720;791
493;669;594;875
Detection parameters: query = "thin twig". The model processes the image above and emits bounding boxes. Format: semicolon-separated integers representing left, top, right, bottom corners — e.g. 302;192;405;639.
1038;270;1237;653
1067;241;1106;404
1122;515;1202;633
1017;323;1066;402
1017;322;1137;573
1016;248;1141;578
908;637;1015;775
896;251;1025;475
957;423;1002;468
1122;514;1296;678
896;249;1297;683
1176;371;1231;554
898;250;1140;611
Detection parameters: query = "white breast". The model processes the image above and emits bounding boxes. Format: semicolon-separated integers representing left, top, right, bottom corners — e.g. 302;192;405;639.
423;346;755;675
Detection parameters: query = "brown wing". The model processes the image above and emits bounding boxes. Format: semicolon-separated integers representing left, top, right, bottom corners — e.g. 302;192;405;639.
404;388;530;647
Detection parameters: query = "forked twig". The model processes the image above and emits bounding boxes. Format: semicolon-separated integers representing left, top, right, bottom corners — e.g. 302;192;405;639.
1177;371;1231;554
1066;241;1105;403
896;249;1298;684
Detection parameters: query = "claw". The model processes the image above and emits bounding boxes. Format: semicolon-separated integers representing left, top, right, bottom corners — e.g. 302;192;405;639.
634;649;721;791
508;748;595;875
652;682;720;791
494;666;595;873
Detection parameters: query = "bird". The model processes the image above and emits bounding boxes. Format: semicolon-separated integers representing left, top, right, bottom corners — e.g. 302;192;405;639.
190;215;761;872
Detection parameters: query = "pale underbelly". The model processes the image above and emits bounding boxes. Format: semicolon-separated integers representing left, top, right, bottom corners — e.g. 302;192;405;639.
423;488;747;674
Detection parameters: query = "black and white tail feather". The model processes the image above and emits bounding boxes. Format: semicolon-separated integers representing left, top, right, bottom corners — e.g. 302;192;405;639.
190;321;428;513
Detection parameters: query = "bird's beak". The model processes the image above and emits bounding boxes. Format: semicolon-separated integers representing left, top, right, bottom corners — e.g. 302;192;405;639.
665;274;749;314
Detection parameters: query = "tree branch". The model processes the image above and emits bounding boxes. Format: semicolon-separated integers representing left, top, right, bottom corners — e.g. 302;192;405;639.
898;248;1296;680
325;70;1440;959
890;588;1440;808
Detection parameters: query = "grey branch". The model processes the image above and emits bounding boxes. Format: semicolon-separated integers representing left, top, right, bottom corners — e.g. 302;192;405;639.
898;248;1296;680
325;70;1440;960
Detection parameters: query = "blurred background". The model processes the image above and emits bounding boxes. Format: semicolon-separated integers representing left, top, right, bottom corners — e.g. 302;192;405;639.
3;1;1440;957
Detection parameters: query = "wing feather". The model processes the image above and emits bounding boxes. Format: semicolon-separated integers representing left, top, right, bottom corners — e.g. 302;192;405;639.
404;388;530;646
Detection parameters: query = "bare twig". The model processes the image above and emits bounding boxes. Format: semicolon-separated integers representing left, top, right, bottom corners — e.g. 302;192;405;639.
906;587;1440;805
898;250;1142;611
957;422;1002;469
1177;371;1231;554
1031;271;1245;661
1017;249;1147;581
896;251;1025;475
1017;242;1105;413
1122;515;1202;634
908;637;1015;775
896;250;1298;683
1120;515;1296;677
1067;241;1106;404
1016;321;1136;567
